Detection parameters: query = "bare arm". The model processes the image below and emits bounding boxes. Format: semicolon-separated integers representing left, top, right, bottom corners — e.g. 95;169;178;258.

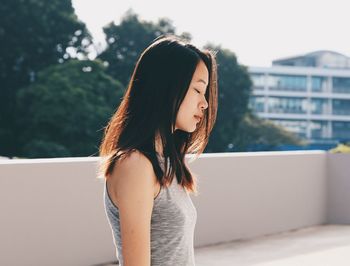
108;150;157;266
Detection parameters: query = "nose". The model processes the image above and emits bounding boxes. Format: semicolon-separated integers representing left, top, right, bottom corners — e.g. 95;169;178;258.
200;97;208;111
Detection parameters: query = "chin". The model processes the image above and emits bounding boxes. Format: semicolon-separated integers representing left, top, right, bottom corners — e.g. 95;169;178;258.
184;125;197;133
176;121;198;133
176;126;196;133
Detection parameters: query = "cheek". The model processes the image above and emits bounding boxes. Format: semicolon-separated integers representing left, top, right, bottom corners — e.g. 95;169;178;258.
180;96;194;115
182;93;196;110
176;100;192;123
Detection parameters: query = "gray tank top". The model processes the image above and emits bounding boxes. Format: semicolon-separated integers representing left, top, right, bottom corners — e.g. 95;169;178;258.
103;154;197;266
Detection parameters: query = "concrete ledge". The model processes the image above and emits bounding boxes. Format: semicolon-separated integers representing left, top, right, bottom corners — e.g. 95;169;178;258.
0;151;349;265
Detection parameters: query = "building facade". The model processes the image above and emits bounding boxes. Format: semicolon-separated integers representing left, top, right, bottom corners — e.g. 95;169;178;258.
248;51;350;145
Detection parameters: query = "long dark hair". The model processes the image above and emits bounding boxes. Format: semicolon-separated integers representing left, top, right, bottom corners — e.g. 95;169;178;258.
99;34;218;194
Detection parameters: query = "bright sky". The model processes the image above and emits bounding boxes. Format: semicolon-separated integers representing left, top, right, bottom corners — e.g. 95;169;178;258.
72;0;350;67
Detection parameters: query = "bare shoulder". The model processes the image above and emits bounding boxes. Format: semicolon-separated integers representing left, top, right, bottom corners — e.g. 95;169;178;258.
114;150;155;181
107;150;158;265
107;150;158;207
115;149;152;170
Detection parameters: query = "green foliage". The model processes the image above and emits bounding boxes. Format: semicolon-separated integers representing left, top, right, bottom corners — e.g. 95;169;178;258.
232;112;305;151
15;60;123;158
1;4;305;157
98;9;191;87
202;44;303;152
329;143;350;153
22;140;71;158
204;45;253;152
0;0;92;157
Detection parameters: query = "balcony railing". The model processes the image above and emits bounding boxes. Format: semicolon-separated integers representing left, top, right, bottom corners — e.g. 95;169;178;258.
0;151;349;265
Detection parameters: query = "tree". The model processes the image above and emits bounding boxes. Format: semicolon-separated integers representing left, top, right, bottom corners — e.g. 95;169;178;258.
0;0;92;157
232;112;305;152
204;45;252;152
15;60;123;158
98;9;191;87
202;44;304;152
98;14;301;153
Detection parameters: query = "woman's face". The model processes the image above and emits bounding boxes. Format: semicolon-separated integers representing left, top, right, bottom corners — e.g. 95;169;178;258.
175;59;209;133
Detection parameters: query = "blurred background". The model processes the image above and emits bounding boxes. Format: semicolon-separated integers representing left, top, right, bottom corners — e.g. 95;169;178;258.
2;2;350;265
1;0;350;159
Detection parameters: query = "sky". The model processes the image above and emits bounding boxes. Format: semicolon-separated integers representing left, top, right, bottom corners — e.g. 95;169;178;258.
72;0;350;67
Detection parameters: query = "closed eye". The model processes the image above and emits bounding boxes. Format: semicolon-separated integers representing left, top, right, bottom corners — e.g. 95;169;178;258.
194;88;201;94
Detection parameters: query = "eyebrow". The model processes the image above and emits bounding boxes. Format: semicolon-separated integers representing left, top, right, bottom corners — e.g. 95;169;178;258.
196;79;208;86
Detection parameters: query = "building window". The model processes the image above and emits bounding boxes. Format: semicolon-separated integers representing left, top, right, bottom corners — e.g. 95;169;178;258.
271;119;308;138
333;77;350;93
251;73;265;90
249;96;265;113
310;120;328;139
332;121;350;139
333;99;350;115
267;74;307;92
268;97;308;114
311;98;329;115
312;76;327;92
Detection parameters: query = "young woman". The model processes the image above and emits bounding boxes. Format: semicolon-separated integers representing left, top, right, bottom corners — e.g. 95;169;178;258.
99;34;218;266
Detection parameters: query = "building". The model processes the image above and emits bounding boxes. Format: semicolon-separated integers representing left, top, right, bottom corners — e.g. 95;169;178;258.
248;51;350;146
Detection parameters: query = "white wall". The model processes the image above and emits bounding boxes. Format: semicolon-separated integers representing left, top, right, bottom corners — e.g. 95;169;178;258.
0;157;113;266
327;153;350;224
0;151;347;266
190;151;328;247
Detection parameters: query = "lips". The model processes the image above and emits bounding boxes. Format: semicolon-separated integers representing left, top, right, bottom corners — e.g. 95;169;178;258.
194;115;202;122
